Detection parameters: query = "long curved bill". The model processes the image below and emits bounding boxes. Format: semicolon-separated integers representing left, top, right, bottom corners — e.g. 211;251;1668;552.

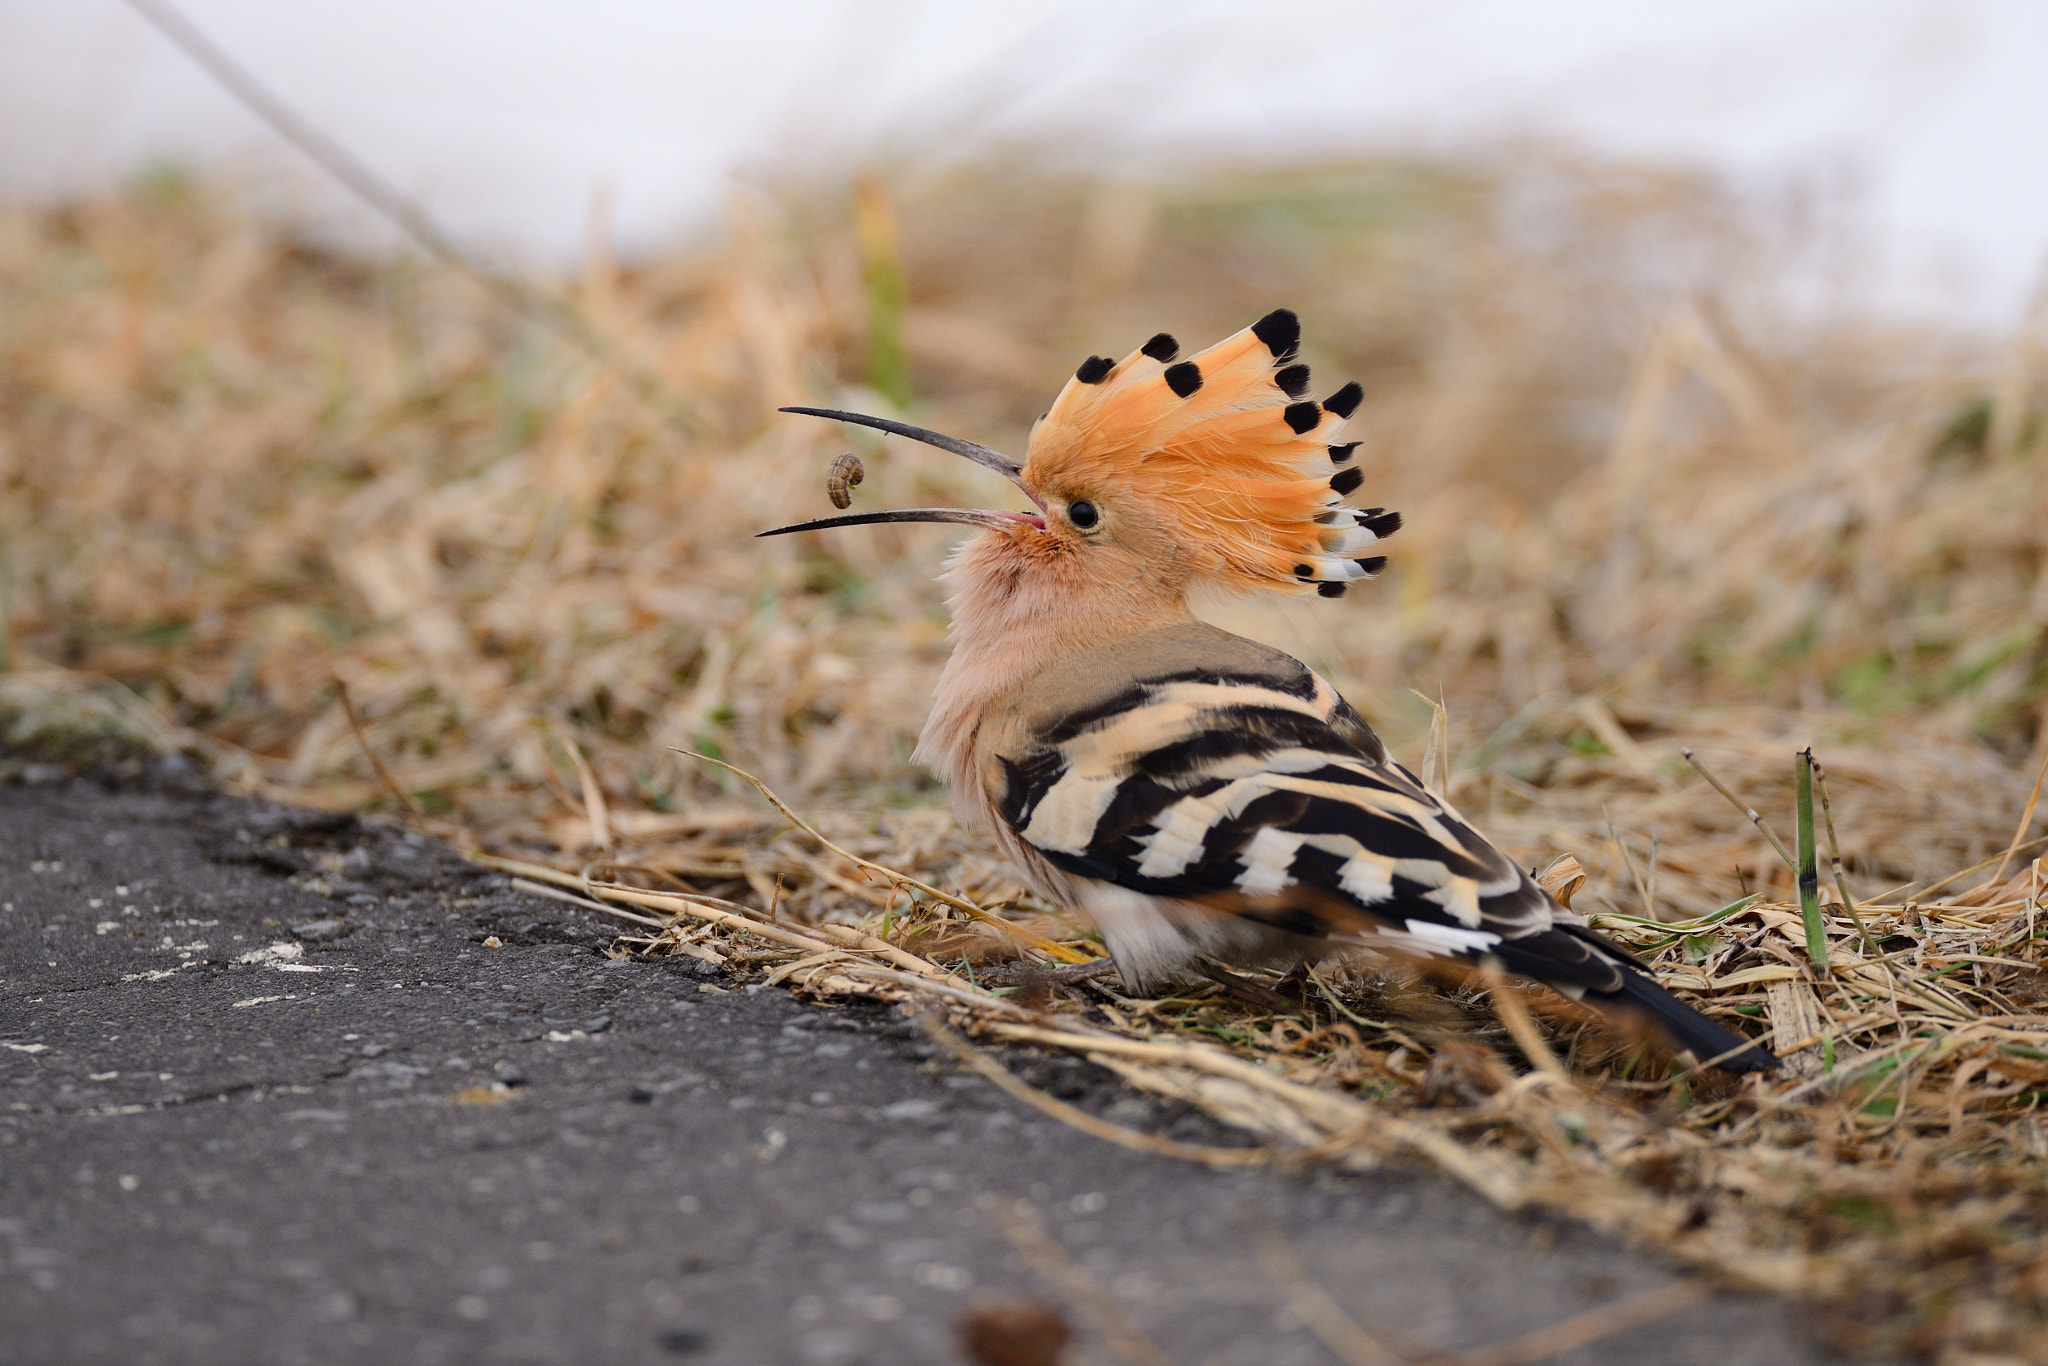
778;407;1023;483
766;406;1039;538
757;508;1039;537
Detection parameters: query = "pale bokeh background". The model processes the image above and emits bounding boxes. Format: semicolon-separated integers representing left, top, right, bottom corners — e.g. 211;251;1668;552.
3;0;2045;327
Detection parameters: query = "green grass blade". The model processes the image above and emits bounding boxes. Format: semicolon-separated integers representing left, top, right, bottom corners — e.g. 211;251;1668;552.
1796;748;1827;971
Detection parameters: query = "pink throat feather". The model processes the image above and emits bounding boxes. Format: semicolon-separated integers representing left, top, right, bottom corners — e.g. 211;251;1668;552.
911;524;1189;802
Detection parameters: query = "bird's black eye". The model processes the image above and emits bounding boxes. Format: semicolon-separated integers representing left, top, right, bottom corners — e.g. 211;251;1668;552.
1067;500;1099;530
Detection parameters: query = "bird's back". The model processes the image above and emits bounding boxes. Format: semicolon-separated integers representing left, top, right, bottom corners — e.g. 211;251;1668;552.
978;620;1557;960
1007;619;1385;767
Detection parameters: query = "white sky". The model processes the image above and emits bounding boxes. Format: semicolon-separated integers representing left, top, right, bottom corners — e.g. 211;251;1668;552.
3;0;2045;329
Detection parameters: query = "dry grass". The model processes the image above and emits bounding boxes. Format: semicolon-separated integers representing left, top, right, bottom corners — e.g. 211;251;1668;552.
5;153;2048;1359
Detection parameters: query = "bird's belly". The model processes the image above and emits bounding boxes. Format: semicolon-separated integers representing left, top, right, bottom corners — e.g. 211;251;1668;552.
969;777;1314;989
1073;883;1311;990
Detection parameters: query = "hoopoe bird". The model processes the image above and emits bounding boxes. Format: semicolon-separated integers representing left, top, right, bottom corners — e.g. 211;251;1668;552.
769;310;1778;1073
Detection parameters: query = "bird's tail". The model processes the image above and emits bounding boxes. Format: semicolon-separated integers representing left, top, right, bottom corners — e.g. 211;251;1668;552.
1592;960;1780;1073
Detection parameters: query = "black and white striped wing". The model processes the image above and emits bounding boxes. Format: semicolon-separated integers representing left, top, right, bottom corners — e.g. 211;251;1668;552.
990;671;1626;994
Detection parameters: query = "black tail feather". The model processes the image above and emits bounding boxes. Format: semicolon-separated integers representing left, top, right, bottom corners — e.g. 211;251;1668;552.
1595;963;1780;1073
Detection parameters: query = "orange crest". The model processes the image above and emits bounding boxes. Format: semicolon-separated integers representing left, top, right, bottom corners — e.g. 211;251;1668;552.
1022;309;1397;598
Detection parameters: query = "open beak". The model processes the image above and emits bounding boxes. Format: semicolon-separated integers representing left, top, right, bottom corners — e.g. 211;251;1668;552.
760;407;1043;538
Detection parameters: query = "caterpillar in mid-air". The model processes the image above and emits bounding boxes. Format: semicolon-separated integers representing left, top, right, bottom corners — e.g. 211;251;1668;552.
826;451;864;509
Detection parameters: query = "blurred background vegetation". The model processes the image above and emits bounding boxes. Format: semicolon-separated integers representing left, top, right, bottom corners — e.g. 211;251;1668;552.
3;151;2044;917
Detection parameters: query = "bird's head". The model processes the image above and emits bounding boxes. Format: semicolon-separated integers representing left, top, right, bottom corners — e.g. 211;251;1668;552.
763;309;1398;601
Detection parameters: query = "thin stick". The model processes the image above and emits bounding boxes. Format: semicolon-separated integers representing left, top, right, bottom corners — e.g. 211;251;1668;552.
1809;754;1881;955
991;1198;1179;1366
0;514;13;675
1810;753;1900;1019
1453;1280;1709;1366
564;875;1045;1017
820;960;1042;1016
1604;807;1654;919
587;881;945;978
1681;748;1795;870
117;0;698;437
122;0;560;327
529;874;1039;1016
506;877;670;929
330;672;423;816
1480;959;1572;1082
1306;966;1404;1034
920;1013;1270;1169
1249;1214;1422;1366
1645;831;1659;923
758;949;858;988
1413;688;1449;799
560;730;612;850
677;749;1093;964
1795;750;1828;973
503;860;847;954
978;1023;1528;1209
799;920;956;981
1990;742;2048;885
525;720;586;817
466;850;587;887
1192;960;1299;1012
1864;833;2048;906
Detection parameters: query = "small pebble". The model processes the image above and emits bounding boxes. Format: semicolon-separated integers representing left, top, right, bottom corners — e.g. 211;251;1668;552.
958;1301;1071;1366
655;1327;711;1355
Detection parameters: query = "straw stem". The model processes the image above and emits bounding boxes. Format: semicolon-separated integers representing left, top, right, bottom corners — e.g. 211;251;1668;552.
1809;752;1881;956
1681;748;1796;870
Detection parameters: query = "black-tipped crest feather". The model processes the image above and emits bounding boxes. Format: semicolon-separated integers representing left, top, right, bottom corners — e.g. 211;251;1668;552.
1163;361;1204;398
1251;308;1301;362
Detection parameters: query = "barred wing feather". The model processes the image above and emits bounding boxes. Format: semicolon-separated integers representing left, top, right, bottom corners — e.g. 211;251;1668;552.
990;668;1779;1071
994;673;1577;969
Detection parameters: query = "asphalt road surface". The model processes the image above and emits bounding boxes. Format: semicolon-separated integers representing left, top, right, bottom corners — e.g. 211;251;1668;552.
0;774;1858;1365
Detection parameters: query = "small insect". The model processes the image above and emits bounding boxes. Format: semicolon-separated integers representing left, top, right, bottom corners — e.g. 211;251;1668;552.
826;451;864;509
